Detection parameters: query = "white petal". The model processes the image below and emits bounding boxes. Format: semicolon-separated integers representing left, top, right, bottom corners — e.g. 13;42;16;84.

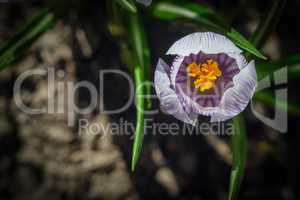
227;52;248;69
166;32;242;56
155;58;198;125
175;84;220;117
170;56;184;87
210;60;257;122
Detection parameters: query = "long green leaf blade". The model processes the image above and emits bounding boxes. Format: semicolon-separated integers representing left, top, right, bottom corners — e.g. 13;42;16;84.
115;0;137;13
0;7;58;70
254;91;300;116
258;54;300;68
128;14;147;69
127;13;152;170
229;115;247;200
131;66;145;171
256;54;300;80
250;0;286;49
152;2;266;60
152;2;226;32
245;0;286;60
227;29;267;60
128;14;152;109
228;1;287;199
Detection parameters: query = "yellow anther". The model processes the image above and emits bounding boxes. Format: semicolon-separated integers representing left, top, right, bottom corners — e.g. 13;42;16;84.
187;62;201;77
186;59;222;92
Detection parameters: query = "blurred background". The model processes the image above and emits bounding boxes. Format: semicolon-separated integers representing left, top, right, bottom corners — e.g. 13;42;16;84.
0;0;299;200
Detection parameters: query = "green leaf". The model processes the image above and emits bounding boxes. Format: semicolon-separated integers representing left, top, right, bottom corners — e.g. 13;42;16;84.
288;64;300;80
228;1;287;198
152;2;226;33
128;13;152;108
229;115;247;200
227;29;267;60
131;66;145;171
249;0;286;49
256;54;300;80
254;91;300;116
245;0;286;60
0;6;58;70
115;0;137;13
127;13;152;170
128;14;147;69
152;2;266;60
258;54;300;68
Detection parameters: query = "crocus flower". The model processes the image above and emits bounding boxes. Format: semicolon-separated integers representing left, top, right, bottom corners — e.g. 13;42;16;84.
154;32;257;125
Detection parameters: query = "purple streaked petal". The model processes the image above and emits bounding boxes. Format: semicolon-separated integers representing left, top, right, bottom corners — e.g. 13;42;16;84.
210;61;257;122
227;52;248;69
154;58;198;125
170;56;184;87
175;52;240;108
175;83;219;117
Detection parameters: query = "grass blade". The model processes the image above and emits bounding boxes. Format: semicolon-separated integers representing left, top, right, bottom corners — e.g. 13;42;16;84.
128;14;151;75
128;14;152;109
131;66;145;171
229;115;247;200
152;2;226;32
115;0;137;13
245;0;286;60
152;2;266;60
256;54;300;79
0;6;58;70
127;13;152;170
258;54;300;68
249;0;286;49
254;91;300;116
228;1;287;199
227;29;267;60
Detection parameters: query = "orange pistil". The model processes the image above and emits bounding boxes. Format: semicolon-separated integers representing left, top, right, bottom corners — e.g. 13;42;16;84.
186;59;222;92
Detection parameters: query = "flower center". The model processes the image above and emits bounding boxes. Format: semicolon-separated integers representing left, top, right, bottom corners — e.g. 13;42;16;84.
187;59;222;92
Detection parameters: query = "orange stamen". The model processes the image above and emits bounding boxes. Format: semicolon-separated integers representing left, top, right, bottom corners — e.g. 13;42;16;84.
186;59;222;92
